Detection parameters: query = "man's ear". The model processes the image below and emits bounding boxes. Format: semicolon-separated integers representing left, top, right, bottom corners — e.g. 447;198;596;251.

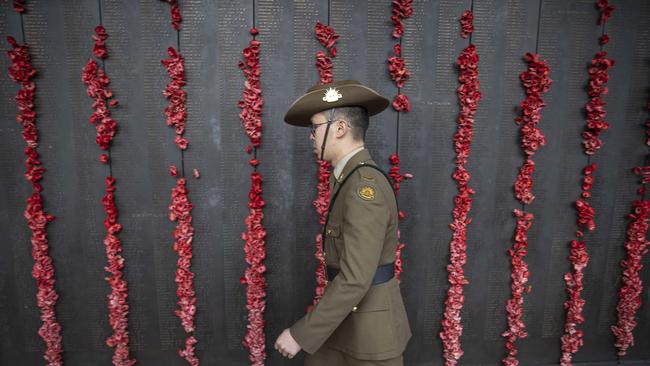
335;120;348;138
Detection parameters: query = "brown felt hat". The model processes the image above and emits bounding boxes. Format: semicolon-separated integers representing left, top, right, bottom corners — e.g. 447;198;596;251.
283;80;390;126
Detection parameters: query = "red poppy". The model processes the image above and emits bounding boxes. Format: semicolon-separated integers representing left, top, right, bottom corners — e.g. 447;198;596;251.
599;34;610;45
13;0;25;13
391;0;413;39
315;51;334;85
388;52;410;89
392;93;410;112
459;10;474;39
315;22;339;57
597;0;614;24
92;26;109;59
160;0;182;30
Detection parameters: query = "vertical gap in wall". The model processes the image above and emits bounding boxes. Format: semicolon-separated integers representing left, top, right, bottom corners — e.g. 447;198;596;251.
327;0;331;27
535;0;542;55
468;0;474;45
19;7;25;43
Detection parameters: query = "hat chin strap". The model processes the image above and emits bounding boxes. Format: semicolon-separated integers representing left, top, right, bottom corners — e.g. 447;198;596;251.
319;108;336;161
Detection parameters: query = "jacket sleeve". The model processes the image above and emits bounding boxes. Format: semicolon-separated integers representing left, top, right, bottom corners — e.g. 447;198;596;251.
290;180;389;354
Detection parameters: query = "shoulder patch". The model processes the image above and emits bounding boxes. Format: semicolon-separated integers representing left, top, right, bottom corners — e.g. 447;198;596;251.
357;185;376;201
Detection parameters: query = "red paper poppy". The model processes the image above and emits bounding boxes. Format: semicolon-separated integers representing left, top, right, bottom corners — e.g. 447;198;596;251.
13;0;25;13
459;10;474;39
92;26;109;59
315;22;339;57
160;0;182;30
391;0;413;39
596;0;614;24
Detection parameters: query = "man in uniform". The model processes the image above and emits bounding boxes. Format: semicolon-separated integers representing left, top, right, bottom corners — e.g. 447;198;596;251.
274;80;412;366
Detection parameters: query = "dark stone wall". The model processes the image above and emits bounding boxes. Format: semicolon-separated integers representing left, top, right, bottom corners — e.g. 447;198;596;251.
1;1;649;364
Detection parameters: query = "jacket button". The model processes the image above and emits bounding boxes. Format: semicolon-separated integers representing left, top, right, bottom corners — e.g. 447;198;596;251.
352;306;358;312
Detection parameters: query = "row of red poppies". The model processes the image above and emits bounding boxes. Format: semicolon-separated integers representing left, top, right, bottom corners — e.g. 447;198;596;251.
560;1;616;365
7;34;63;366
503;50;552;366
439;9;481;365
82;24;136;366
238;20;268;365
388;0;414;282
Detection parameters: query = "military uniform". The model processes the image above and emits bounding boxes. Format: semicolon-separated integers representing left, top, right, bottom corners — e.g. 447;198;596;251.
283;80;412;365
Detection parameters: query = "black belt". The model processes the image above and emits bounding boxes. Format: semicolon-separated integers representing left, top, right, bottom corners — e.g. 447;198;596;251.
327;263;395;285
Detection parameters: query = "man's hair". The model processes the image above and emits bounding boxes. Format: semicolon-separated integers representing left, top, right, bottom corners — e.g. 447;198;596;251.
332;106;369;141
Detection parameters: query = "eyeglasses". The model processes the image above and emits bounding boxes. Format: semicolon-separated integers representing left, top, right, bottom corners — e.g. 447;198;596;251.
310;121;331;137
310;120;352;137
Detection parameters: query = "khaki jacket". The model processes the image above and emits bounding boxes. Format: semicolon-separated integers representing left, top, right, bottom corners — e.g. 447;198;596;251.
290;149;412;360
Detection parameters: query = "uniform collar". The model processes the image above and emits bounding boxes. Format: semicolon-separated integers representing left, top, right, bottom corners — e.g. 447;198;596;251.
333;147;371;183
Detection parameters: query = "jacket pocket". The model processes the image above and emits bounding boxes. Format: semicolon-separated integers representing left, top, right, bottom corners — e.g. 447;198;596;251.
331;283;396;354
324;223;341;264
325;223;341;238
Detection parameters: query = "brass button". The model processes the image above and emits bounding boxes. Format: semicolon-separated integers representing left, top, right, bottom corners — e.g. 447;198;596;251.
327;229;332;235
323;251;326;257
352;306;358;312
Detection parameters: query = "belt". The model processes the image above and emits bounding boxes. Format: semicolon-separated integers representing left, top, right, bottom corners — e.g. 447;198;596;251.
327;262;395;285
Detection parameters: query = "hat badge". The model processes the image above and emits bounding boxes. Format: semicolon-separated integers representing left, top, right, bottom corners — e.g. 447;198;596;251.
322;87;342;103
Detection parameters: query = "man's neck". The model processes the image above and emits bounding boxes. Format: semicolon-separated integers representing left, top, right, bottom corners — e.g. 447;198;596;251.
331;143;365;168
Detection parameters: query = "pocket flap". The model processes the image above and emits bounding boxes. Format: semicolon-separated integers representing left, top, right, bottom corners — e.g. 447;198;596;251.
325;223;341;238
354;285;390;312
